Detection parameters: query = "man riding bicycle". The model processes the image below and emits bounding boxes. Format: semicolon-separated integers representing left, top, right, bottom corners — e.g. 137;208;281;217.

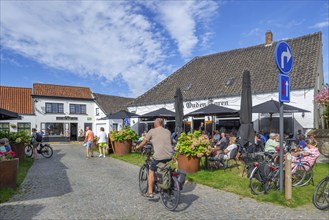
136;118;173;198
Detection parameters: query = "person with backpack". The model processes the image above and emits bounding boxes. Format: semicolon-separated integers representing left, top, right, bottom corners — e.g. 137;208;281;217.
31;128;42;159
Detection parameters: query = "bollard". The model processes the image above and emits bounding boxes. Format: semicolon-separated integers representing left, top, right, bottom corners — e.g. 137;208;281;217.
285;152;292;200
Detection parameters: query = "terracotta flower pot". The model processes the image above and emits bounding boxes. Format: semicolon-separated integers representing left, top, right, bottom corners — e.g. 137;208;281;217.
177;154;200;173
11;143;25;162
114;140;132;156
0;158;19;189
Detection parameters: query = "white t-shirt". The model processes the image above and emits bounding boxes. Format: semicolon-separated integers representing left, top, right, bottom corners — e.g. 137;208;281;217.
98;131;107;143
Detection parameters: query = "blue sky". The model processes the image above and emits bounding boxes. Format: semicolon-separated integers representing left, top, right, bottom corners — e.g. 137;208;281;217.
1;0;328;98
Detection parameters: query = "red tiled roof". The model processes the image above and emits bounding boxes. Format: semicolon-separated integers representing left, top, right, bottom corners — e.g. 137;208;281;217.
33;83;93;99
0;86;33;114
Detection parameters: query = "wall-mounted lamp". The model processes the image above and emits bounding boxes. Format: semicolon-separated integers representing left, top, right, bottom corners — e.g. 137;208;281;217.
302;112;305;118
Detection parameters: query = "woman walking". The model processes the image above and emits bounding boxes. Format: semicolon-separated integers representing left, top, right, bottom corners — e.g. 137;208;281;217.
98;127;108;158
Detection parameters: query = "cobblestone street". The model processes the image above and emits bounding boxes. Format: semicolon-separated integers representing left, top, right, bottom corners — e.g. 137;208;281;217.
0;144;328;220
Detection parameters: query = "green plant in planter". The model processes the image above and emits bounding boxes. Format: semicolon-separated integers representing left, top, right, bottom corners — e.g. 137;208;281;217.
110;127;138;142
175;130;212;158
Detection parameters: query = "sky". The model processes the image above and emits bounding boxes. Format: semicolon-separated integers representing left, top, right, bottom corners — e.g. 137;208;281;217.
0;0;328;98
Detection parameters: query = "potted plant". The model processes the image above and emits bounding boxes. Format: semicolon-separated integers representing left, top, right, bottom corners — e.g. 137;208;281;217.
175;130;212;173
0;151;18;189
110;127;138;156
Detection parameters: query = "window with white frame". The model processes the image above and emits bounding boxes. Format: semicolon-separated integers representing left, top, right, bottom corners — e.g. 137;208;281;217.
96;108;100;116
17;123;31;132
45;103;64;113
0;123;10;132
70;104;86;114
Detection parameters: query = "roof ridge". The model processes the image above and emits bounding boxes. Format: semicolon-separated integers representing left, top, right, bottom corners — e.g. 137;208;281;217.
33;83;91;90
199;32;322;59
0;85;32;90
131;57;199;105
93;92;133;100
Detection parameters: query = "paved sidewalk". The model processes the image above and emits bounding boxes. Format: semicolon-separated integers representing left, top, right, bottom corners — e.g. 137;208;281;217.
0;144;327;220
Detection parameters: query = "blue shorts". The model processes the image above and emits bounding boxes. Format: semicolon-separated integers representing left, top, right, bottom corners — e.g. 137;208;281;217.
150;158;172;172
86;141;92;149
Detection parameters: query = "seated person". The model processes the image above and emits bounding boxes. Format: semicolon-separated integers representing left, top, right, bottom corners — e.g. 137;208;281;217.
298;134;307;150
307;132;318;147
215;132;228;150
0;139;7;153
213;137;237;167
264;133;279;153
3;138;12;152
213;130;220;143
291;139;320;168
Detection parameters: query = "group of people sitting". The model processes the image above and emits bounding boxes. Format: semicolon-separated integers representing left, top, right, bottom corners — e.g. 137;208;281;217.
209;131;238;168
263;132;320;167
0;138;12;153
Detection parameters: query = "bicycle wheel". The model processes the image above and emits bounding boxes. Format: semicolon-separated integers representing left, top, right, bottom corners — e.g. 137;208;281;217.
292;164;306;187
299;163;313;186
313;177;329;210
24;144;33;157
40;145;53;158
138;165;148;195
249;167;266;195
160;176;180;211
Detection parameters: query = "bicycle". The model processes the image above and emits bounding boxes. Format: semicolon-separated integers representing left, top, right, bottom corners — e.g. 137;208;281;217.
24;142;53;158
313;175;329;210
138;145;185;211
249;152;280;194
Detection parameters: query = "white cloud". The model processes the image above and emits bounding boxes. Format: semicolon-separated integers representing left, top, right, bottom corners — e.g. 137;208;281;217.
0;1;219;96
309;20;329;29
143;1;219;58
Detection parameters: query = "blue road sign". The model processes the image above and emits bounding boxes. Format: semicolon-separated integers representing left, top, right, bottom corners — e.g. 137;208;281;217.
274;41;293;74
278;74;290;102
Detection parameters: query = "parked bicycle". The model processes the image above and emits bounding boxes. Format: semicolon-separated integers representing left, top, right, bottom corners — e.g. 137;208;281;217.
24;142;53;158
313;175;329;210
249;152;280;194
138;145;185;211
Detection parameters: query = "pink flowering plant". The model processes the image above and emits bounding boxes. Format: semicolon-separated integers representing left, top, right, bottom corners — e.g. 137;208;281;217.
314;84;329;119
0;151;17;161
175;130;212;158
314;84;329;106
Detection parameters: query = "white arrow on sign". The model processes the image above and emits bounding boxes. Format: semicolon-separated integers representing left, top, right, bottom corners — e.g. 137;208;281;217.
285;81;289;96
281;48;292;69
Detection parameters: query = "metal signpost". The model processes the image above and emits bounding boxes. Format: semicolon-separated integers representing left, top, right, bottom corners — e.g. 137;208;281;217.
274;41;293;191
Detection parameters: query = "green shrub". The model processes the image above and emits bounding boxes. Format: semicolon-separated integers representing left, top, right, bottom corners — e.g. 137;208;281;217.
175;130;212;158
110;127;138;142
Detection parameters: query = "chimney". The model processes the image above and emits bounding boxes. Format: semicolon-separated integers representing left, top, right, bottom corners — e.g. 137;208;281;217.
265;31;273;45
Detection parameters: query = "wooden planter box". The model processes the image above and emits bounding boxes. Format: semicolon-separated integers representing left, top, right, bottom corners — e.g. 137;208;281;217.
113;141;132;156
11;143;25;162
177;154;200;174
0;158;19;189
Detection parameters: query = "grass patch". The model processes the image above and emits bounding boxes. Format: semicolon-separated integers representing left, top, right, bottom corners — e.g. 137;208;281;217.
187;162;329;208
111;152;329;208
0;157;34;203
109;152;145;166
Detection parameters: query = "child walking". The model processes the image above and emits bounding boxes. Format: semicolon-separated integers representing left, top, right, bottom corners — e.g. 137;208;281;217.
98;127;108;158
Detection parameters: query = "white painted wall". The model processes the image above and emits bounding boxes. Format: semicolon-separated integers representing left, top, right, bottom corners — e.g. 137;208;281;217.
1;115;36;134
128;89;316;133
34;97;94;134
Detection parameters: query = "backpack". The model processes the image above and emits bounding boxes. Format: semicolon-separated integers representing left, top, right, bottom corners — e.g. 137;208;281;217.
35;132;43;142
155;163;172;190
